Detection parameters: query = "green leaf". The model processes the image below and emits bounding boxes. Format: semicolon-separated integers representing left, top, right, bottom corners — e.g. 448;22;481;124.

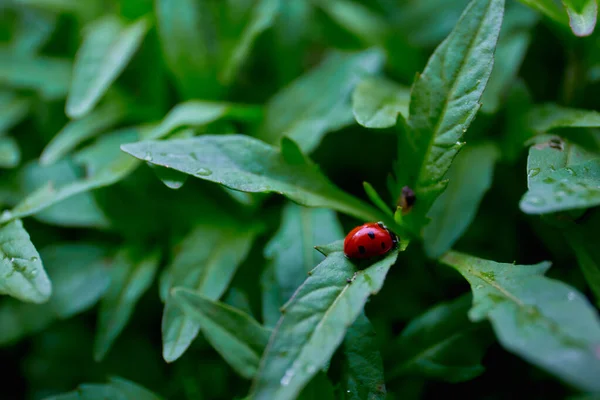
0;137;21;168
170;287;271;379
1;127;142;225
440;250;600;393
388;294;489;383
120;135;389;228
144;101;263;141
352;77;410;129
9;7;57;55
362;182;393;216
264;202;344;304
423;143;499;258
520;137;600;214
41;98;127;165
94;248;161;361
341;312;386;400
161;223;260;362
260;263;281;329
528;103;600;132
481;2;538;113
0;51;72;100
249;246;400;400
0;219;51;304
562;0;598;36
517;0;569;26
258;49;384;153
0;91;30;133
66;15;150;118
43;376;163;400
220;0;281;84
394;0;505;233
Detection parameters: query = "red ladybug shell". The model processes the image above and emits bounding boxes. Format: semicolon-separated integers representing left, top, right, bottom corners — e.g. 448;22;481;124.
343;222;396;259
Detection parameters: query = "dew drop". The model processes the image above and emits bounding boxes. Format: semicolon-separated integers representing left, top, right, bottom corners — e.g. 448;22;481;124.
306;365;316;374
476;284;484;290
527;196;545;206
195;168;212;177
527;168;540;178
28;269;38;278
144;152;152;162
567;292;576;301
1;210;12;220
280;369;294;386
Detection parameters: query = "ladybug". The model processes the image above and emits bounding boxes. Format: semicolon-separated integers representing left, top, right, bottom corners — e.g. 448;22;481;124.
343;222;397;260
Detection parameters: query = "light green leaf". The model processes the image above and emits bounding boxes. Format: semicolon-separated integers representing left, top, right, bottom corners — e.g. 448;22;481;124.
315;0;388;45
258;49;384;153
0;51;71;100
170;287;271;379
362;182;393;216
260;263;281;329
0;219;50;304
0;91;30;133
517;0;569;26
528;103;600;132
1;127;142;225
161;223;260;362
43;376;163;400
481;2;538;113
342;312;386;400
0;137;21;168
562;0;598;36
423;143;499;258
441;251;600;393
66;15;150;118
220;0;281;84
264;202;344;304
520;137;600;214
249;244;399;400
388;294;489;382
120;135;390;228
41;99;127;165
94;248;161;361
352;77;410;129
394;0;505;233
144;101;263;141
10;7;57;55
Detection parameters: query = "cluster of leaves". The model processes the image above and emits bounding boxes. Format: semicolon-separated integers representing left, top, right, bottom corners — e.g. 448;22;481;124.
2;0;600;398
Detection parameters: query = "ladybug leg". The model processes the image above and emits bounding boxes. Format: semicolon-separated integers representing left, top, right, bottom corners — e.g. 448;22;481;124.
346;271;358;284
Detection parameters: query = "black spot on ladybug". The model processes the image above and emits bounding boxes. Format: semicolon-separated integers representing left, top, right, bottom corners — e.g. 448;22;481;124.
381;242;386;249
368;231;375;239
358;246;366;254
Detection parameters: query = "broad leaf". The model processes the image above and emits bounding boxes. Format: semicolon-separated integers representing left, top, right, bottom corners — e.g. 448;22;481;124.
562;0;598;36
41;98;127;165
394;0;505;232
0;137;21;168
220;0;281;84
388;294;489;382
264;202;343;303
352;77;410;128
0;91;30;133
94;248;161;361
441;251;600;393
341;312;386;400
170;287;270;379
0;219;51;304
120;135;390;227
249;242;399;400
258;49;384;153
161;223;260;362
520;136;600;214
528;103;600;132
43;376;163;400
66;15;150;118
423;143;499;258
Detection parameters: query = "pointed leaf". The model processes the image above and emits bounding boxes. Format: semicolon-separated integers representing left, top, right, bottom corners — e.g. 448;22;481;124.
0;137;21;168
352;77;410;129
441;251;600;393
0;219;51;303
342;312;386;400
120;135;389;228
394;0;505;232
528;103;600;132
171;288;270;379
423;143;499;258
264;202;344;303
43;376;162;400
362;182;393;216
388;294;489;382
249;246;399;400
316;0;388;45
562;0;598;36
258;49;384;153
94;248;161;361
0;91;30;133
161;224;260;362
516;0;569;26
66;15;150;118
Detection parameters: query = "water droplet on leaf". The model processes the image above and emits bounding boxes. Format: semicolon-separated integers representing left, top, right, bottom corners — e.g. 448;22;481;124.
567;292;576;301
527;196;545;206
527;168;540;178
144;152;152;161
195;168;212;177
